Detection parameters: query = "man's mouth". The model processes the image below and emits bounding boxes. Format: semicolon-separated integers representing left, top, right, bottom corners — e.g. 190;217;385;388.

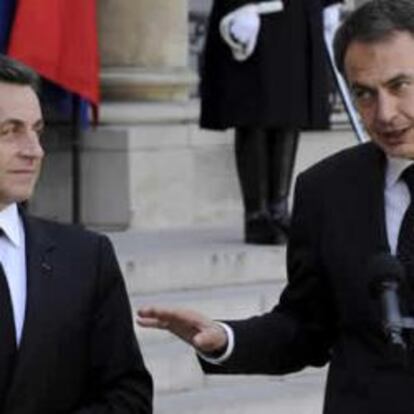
379;127;410;143
12;170;36;174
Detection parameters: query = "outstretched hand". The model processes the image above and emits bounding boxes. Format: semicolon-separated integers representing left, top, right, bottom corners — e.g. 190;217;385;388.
137;307;228;354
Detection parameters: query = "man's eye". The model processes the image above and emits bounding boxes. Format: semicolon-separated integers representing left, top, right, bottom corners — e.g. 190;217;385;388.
353;89;373;102
34;127;44;137
352;85;378;105
392;80;411;93
0;125;15;136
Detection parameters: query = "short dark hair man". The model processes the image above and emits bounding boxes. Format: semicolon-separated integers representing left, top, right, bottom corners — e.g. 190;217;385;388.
137;1;414;412
0;54;153;413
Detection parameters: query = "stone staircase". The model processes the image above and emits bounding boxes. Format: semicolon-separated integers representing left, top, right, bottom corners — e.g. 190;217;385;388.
106;125;358;414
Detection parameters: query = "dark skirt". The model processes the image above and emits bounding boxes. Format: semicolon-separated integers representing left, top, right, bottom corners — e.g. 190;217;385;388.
200;0;332;131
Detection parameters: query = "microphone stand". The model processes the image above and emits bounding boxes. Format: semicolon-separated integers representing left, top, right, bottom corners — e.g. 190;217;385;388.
369;254;414;365
382;313;414;366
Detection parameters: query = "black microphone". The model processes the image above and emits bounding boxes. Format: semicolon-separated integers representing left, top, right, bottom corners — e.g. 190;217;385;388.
369;253;406;351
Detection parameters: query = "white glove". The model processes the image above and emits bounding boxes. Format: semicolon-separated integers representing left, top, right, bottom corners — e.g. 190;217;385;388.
220;1;284;61
220;4;260;61
323;4;342;47
229;4;260;45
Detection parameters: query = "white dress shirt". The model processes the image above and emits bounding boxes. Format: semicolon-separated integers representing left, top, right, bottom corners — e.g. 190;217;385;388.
0;203;27;346
203;155;414;363
385;156;414;254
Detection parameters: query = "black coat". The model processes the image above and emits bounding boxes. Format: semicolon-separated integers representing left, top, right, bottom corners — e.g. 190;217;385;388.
200;0;341;130
201;143;414;413
2;214;153;414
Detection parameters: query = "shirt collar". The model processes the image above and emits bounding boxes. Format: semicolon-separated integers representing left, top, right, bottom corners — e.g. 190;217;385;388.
386;156;414;189
0;204;22;247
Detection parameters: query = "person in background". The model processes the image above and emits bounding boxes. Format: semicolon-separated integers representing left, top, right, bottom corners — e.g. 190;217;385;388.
200;0;343;244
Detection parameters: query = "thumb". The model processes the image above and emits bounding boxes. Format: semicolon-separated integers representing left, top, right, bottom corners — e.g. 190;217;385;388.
192;325;228;353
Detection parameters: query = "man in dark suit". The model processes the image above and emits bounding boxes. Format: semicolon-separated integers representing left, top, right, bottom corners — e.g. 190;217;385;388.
0;55;153;413
137;1;414;412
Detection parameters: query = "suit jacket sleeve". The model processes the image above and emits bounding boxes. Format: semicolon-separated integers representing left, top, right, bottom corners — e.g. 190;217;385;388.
200;172;338;375
71;235;153;414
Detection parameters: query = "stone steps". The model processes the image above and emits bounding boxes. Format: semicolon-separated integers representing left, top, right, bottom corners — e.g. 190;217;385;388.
154;369;327;414
110;227;286;296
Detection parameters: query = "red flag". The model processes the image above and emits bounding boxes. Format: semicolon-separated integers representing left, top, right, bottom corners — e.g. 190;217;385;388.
8;0;100;106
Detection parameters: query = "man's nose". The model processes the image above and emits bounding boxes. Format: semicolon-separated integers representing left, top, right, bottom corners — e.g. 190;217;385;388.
20;131;44;158
374;92;398;126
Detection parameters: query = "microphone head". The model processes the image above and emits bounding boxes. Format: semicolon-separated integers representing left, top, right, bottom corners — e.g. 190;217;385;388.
368;253;405;295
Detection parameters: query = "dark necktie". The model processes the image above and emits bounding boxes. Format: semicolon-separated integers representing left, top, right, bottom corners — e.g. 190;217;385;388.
397;165;414;280
0;261;16;407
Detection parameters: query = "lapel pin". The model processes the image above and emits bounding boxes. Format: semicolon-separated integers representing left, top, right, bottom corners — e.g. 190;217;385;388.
41;262;52;274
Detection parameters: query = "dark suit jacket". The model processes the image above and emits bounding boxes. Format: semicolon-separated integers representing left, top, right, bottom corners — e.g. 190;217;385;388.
2;214;153;414
201;143;414;414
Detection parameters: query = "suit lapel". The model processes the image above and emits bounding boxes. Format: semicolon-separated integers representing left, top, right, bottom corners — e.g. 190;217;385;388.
324;143;390;275
5;214;56;405
356;143;390;255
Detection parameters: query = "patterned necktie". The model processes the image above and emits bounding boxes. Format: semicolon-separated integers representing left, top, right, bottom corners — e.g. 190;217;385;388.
0;261;16;407
397;165;414;280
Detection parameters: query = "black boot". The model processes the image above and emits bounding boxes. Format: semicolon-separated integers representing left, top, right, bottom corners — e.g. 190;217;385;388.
266;128;299;241
235;127;275;244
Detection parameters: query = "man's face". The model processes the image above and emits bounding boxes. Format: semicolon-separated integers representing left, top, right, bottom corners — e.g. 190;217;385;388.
345;31;414;159
0;82;44;210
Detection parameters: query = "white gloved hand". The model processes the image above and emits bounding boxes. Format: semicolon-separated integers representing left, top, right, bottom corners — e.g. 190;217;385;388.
323;3;342;47
220;4;260;61
220;1;284;61
228;4;260;45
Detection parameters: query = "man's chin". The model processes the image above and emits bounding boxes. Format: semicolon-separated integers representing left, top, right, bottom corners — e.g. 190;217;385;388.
382;143;414;160
10;188;35;205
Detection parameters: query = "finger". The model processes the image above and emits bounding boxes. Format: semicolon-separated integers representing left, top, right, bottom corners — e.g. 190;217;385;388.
136;316;170;329
137;306;166;318
137;307;178;325
137;307;193;333
138;306;204;328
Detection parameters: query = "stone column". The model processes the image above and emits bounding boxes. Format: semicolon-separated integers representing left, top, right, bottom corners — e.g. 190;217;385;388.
99;0;197;101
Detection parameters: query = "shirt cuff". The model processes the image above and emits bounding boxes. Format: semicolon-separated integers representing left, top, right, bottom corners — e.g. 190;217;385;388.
197;322;235;365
